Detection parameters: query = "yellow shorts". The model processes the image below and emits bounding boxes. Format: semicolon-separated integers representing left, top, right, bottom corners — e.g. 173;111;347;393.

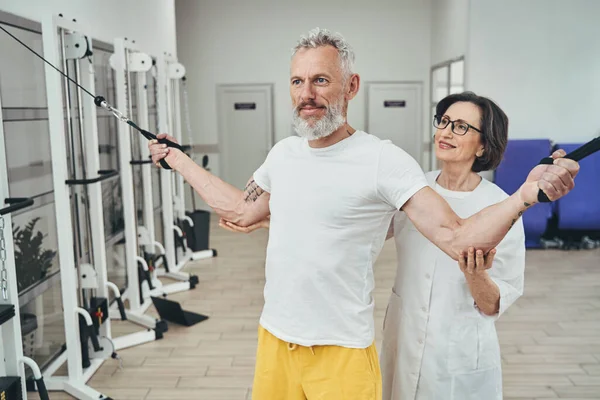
251;325;381;400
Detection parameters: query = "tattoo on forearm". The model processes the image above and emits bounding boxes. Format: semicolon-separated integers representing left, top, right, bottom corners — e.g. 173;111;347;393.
509;202;532;229
244;180;265;203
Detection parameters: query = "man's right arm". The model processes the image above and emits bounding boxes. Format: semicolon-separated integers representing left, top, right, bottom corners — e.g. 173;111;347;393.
151;135;270;227
179;157;271;227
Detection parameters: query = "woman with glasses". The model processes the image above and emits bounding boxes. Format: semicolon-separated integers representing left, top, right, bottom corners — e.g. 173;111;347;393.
380;91;525;400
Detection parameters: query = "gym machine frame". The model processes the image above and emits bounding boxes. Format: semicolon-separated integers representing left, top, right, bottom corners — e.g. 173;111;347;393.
108;38;195;325
39;14;139;399
154;53;215;280
0;75;48;399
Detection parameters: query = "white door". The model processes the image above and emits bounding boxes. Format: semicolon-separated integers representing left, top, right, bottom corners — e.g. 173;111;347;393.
366;82;423;165
217;84;274;190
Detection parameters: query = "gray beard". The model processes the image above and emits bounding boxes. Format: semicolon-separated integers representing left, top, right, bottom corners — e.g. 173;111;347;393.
292;100;346;140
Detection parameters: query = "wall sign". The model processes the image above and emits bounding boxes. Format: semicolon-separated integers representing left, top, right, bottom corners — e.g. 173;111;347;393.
234;102;256;110
384;100;406;108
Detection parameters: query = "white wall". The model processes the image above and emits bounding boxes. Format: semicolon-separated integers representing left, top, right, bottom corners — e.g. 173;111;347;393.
175;0;432;179
430;0;469;66
0;0;177;56
466;0;600;143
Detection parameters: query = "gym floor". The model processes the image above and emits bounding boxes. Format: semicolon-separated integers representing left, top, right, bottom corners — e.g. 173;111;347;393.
32;218;600;400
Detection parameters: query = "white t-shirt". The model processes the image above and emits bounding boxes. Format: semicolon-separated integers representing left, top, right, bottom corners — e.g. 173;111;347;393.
252;131;428;348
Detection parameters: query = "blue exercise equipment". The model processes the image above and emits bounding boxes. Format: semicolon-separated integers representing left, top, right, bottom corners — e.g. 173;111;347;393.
555;142;600;231
494;139;554;248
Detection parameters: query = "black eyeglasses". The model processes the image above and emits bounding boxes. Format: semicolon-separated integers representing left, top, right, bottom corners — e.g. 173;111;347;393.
433;115;482;136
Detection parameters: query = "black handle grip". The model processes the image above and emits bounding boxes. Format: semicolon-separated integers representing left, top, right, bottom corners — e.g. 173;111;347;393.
562;136;600;162
35;377;50;400
126;120;183;170
536;136;600;202
158;159;172;169
537;157;554;203
130;159;153;165
1;197;34;216
89;324;101;352
143;269;154;290
116;297;127;321
65;169;119;186
157;136;184;170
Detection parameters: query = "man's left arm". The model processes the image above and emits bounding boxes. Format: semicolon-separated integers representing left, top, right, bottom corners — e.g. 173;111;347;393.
404;151;577;260
379;146;579;261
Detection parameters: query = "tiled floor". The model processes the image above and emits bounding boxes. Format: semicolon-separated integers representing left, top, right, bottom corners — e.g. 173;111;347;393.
30;218;600;399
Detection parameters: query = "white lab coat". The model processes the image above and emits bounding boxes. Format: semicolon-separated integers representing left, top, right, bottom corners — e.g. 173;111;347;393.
381;171;526;400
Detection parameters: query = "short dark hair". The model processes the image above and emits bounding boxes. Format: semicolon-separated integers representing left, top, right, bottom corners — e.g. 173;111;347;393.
435;91;508;172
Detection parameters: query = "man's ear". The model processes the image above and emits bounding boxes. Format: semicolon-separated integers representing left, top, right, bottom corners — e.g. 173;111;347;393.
346;73;360;101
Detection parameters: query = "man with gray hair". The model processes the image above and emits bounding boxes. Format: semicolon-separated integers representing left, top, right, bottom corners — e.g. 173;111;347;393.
291;28;354;140
149;27;579;399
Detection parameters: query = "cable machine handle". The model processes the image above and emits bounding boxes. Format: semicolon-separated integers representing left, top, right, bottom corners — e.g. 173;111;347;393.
89;324;102;352
130;159;154;165
65;169;119;186
1;197;34;216
116;297;127;321
93;96;183;170
125;121;183;170
537;136;600;202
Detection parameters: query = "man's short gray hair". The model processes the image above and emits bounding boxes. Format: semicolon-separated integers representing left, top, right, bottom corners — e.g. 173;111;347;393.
292;27;355;80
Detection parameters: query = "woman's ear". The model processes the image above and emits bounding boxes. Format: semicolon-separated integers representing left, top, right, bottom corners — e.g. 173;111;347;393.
476;147;485;158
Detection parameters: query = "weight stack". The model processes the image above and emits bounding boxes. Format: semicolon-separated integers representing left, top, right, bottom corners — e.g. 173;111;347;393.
89;297;109;334
0;376;22;400
184;210;211;252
